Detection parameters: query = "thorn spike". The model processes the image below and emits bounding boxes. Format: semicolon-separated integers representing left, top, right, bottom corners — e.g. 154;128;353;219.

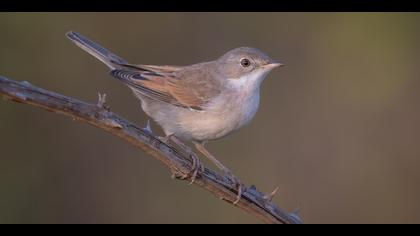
263;186;280;201
144;119;153;133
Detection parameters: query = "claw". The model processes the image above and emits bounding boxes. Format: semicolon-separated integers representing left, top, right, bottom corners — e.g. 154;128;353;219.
233;184;243;205
170;168;188;180
192;141;244;204
224;171;243;205
187;153;201;185
165;135;203;185
263;186;279;201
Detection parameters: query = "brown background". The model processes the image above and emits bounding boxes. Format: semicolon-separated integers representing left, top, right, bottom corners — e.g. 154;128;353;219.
1;13;419;223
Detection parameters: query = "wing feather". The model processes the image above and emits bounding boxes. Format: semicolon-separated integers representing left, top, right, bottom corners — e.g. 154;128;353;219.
110;64;221;111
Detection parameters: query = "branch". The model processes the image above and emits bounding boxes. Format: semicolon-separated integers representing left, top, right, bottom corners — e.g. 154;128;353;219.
0;76;302;224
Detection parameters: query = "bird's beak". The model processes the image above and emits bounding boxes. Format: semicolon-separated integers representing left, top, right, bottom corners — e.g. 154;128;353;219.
263;61;285;69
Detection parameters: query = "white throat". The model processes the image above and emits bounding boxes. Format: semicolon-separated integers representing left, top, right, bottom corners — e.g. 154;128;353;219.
228;68;270;93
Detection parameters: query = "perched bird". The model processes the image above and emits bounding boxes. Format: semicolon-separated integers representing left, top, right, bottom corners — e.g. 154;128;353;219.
66;31;283;203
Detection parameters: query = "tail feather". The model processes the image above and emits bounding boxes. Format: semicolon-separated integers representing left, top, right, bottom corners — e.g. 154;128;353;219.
66;31;128;69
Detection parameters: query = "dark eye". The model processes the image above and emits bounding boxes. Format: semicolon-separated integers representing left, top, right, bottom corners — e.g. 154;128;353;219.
240;58;251;67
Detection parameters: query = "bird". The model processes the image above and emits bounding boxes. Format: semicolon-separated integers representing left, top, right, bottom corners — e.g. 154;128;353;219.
66;31;283;204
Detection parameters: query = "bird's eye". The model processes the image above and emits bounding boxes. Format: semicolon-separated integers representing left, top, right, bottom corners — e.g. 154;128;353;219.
240;58;251;67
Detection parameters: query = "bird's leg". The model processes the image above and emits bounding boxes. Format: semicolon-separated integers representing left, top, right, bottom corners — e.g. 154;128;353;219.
169;135;203;185
158;133;173;144
193;141;243;204
158;134;188;179
157;134;187;179
159;134;202;184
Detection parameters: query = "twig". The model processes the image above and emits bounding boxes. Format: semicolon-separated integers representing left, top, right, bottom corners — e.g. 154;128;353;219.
0;76;302;224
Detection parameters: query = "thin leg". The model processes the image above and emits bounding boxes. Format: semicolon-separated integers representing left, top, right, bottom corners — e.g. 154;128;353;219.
158;133;173;144
159;134;187;179
193;141;243;204
160;134;203;184
169;135;192;154
170;135;203;185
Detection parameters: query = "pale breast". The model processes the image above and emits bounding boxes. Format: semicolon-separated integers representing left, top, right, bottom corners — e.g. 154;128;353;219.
171;88;260;141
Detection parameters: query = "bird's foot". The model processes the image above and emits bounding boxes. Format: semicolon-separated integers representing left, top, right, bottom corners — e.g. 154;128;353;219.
161;134;204;184
223;169;244;204
158;134;189;179
168;135;203;185
192;141;243;204
184;152;203;185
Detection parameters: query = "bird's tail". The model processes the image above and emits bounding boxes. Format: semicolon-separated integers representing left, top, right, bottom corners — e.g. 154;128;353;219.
66;31;128;70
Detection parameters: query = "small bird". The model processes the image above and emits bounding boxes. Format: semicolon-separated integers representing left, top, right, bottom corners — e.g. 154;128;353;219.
66;31;283;203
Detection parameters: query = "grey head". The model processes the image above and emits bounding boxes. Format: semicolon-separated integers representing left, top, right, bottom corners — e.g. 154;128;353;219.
215;47;283;79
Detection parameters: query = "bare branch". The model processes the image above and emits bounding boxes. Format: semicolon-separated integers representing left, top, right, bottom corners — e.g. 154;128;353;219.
0;76;302;224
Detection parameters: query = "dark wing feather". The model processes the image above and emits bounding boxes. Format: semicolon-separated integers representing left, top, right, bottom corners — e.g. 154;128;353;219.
110;69;187;108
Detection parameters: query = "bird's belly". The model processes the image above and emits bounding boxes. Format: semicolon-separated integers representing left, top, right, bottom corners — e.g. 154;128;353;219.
176;112;238;141
173;93;260;141
137;91;260;142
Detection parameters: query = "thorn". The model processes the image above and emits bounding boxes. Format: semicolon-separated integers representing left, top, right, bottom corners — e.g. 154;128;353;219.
97;92;106;106
289;205;303;223
107;120;123;129
292;204;301;215
263;186;280;201
97;92;110;110
143;120;153;133
20;81;32;86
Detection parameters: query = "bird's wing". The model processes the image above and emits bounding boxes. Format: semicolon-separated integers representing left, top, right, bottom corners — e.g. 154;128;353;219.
66;31;222;109
110;64;222;111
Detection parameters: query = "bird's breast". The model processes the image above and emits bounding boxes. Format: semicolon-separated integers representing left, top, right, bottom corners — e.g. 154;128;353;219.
226;88;261;130
180;87;260;141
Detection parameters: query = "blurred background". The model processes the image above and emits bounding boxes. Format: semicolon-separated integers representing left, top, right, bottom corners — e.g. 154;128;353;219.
0;13;420;224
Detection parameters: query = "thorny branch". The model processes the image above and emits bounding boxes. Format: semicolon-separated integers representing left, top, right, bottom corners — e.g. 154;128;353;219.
0;76;302;224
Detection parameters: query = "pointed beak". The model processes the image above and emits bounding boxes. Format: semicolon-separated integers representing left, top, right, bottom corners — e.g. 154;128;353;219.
263;61;285;69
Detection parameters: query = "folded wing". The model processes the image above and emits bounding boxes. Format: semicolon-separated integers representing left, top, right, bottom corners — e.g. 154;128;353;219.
110;64;222;111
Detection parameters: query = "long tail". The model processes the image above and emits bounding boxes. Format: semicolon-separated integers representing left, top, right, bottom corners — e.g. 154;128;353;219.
66;31;128;70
